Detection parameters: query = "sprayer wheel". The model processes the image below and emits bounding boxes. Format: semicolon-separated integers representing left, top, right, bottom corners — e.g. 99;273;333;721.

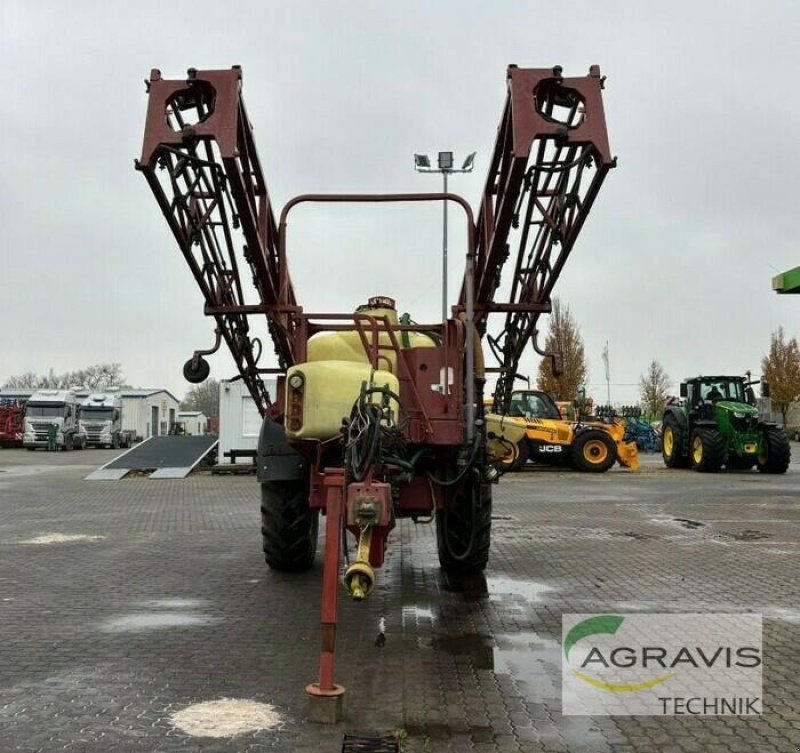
436;477;492;575
260;480;319;571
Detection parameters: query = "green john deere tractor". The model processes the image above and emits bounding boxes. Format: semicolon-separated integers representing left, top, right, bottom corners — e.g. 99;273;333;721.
662;375;791;474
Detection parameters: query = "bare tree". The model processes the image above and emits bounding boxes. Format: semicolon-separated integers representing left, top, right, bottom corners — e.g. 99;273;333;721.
3;371;42;389
761;327;800;425
181;379;220;418
536;298;588;401
3;363;130;391
639;360;670;417
70;363;128;390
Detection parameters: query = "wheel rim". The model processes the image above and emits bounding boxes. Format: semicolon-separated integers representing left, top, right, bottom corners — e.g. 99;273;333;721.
663;427;674;456
499;442;519;468
758;444;768;464
692;436;703;464
583;439;609;464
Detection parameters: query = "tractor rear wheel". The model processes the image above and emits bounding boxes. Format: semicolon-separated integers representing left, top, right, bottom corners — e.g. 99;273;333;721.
757;428;791;474
572;430;616;473
662;416;690;468
690;428;725;473
260;480;319;571
436;476;492;575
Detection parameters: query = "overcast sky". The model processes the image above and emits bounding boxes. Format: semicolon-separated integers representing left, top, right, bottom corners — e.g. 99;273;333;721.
2;1;797;404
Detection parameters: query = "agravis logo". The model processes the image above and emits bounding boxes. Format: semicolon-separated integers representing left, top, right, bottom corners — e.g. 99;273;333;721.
562;613;763;716
564;615;675;692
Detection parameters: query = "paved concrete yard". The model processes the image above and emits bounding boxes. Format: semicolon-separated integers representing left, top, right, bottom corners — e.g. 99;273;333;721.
0;448;798;752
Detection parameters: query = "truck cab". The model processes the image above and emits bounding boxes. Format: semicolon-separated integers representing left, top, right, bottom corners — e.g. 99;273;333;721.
23;390;86;451
80;393;129;449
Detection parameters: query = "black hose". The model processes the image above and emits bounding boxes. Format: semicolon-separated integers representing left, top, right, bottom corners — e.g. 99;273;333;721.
439;468;481;562
426;437;479;487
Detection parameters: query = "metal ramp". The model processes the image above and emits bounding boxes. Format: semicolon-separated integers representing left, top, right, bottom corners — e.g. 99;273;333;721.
85;436;218;480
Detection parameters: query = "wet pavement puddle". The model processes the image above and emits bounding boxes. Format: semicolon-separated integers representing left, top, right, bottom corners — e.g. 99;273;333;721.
420;630;561;701
487;576;553;602
21;533;105;545
493;631;561;702
100;597;216;632
101;612;214;631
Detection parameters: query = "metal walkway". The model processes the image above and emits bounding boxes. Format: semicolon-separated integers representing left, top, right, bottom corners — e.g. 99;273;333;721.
85;435;218;480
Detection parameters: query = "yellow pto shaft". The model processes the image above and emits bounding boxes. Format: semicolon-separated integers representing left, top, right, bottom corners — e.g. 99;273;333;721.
343;527;376;601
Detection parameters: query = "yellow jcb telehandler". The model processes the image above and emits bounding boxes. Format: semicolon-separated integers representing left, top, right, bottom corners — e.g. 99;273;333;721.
486;390;639;473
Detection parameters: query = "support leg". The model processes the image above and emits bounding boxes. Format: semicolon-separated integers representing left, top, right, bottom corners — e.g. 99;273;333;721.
306;469;346;723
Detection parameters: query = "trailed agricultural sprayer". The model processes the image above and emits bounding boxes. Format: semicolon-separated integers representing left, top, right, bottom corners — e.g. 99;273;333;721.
136;64;614;720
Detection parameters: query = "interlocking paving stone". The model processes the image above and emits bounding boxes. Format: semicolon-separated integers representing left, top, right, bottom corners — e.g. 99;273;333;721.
0;449;798;751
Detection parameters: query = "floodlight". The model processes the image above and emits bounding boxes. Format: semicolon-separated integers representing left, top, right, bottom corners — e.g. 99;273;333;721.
461;152;476;171
437;151;453;170
414;154;430;169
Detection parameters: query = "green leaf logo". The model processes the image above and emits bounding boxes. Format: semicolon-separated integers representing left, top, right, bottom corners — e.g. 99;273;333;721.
565;615;675;692
564;615;624;659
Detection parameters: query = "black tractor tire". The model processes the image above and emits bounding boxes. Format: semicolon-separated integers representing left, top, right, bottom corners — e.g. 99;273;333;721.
662;415;690;468
757;428;791;474
260;480;319;571
496;439;529;473
690;428;726;473
726;455;756;471
572;430;617;473
436;476;492;575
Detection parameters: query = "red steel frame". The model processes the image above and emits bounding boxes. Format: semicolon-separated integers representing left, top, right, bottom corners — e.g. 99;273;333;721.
136;65;614;418
136;64;613;716
460;65;615;410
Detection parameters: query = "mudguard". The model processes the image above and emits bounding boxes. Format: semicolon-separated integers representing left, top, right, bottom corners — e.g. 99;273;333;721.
256;417;308;482
663;406;688;427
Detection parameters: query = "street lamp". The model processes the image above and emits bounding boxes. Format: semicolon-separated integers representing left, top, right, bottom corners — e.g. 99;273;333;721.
414;150;476;321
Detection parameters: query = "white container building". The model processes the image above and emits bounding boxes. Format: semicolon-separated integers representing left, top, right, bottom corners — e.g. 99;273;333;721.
177;411;208;435
119;389;181;440
218;378;276;463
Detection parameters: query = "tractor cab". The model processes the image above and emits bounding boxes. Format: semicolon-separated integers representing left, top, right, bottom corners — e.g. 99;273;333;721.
682;376;753;420
682;376;752;407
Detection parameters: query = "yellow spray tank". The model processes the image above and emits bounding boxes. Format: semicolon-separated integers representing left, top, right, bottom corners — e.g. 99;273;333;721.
285;297;435;441
306;297;436;371
285;361;399;441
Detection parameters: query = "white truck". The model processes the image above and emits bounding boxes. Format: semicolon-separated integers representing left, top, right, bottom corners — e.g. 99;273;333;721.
23;390;86;451
79;392;132;449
